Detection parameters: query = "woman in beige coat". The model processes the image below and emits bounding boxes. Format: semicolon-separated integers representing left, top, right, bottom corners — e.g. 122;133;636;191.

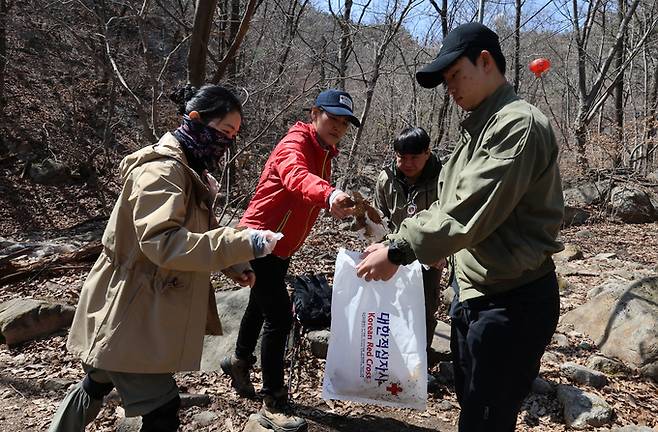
49;85;278;432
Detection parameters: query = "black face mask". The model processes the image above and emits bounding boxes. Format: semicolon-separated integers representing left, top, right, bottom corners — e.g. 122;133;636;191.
173;115;235;174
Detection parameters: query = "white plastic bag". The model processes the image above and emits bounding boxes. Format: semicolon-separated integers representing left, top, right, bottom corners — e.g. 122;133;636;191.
322;248;427;410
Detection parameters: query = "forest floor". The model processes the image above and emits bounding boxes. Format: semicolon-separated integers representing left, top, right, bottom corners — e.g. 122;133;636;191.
1;161;657;431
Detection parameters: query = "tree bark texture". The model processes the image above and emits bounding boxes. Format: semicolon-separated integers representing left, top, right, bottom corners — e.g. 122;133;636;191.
188;0;218;87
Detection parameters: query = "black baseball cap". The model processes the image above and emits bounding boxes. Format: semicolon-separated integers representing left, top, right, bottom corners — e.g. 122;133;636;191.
416;23;503;88
315;89;361;127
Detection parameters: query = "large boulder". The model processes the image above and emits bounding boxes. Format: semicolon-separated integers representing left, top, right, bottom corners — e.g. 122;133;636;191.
0;298;75;346
563;206;591;227
608;186;657;223
201;289;257;371
556;384;613;429
28;158;72;184
430;320;452;364
559;276;658;381
561;181;608;227
560;362;608;389
563;181;610;207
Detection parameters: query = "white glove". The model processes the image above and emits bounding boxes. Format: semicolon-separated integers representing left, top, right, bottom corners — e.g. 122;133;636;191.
248;229;284;258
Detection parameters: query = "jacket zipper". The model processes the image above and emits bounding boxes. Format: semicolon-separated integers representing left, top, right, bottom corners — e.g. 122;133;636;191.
292;149;330;252
276;210;292;232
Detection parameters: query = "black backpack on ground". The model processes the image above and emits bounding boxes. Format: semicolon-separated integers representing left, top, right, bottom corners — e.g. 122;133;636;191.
288;273;332;330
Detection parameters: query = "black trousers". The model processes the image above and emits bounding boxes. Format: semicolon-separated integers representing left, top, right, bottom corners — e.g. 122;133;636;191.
235;254;292;395
449;271;560;432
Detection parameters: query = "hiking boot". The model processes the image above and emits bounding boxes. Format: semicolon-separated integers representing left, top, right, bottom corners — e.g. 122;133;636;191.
257;389;307;432
220;355;256;398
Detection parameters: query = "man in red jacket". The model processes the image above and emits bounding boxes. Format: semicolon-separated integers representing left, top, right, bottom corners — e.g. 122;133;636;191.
221;89;359;432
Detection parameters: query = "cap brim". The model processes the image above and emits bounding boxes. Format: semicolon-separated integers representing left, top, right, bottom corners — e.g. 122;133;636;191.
416;50;463;88
323;106;361;127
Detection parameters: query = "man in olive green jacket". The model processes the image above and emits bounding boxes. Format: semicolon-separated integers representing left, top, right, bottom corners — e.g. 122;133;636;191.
357;23;563;432
374;126;443;364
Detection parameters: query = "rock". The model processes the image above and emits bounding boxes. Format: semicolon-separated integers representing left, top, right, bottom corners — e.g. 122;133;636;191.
575;229;594;239
554;243;583;262
609;186;657;223
436;400;455;411
28;159;72;184
578;341;593;351
201;289;260;370
594;252;618;260
0;298;75;346
429;321;451;363
306;329;330;359
531;377;554;394
605;425;656;432
556;275;574;293
561;362;608;389
243;414;269;431
192;411;219;427
551;333;570;348
180;393;211;408
563;182;610;206
115;406;141;432
542;350;563;365
556;384;613;429
587;355;627;375
559;276;658;381
41;377;75;392
563;206;591;227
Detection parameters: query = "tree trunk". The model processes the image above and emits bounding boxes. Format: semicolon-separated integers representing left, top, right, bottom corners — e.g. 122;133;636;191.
212;0;259;82
613;0;625;167
647;61;658;171
513;0;521;92
337;0;353;90
0;0;11;117
277;0;309;80
574;108;590;173
188;0;218;86
227;0;241;79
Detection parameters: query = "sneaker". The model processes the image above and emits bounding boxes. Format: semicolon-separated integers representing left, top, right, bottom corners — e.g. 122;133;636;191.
257;389;307;432
220;355;256;398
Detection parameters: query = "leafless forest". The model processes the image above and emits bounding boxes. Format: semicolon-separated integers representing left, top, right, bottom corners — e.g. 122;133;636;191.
1;0;657;220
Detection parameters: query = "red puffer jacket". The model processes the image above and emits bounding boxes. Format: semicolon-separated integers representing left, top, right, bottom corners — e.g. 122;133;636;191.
240;121;338;258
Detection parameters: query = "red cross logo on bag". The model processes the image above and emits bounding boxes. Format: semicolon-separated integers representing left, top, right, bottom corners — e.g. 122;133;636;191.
386;383;403;396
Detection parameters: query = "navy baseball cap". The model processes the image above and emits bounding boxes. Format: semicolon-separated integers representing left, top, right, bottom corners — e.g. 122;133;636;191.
416;23;503;88
315;89;361;127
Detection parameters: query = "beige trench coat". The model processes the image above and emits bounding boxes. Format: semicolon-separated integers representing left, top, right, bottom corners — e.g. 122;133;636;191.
67;133;254;373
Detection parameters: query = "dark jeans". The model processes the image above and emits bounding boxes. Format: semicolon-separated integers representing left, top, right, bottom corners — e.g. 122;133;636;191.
449;271;560;432
235;254;292;395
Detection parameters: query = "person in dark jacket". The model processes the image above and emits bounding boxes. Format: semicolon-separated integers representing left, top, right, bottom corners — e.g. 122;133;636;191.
221;89;359;432
374;127;445;370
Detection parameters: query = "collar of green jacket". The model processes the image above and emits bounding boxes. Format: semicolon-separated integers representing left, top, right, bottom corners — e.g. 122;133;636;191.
390;151;442;186
461;83;518;139
119;132;211;201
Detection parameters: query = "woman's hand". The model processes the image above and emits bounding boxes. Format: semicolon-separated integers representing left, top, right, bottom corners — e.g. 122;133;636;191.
230;270;255;287
203;170;221;198
223;264;256;287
